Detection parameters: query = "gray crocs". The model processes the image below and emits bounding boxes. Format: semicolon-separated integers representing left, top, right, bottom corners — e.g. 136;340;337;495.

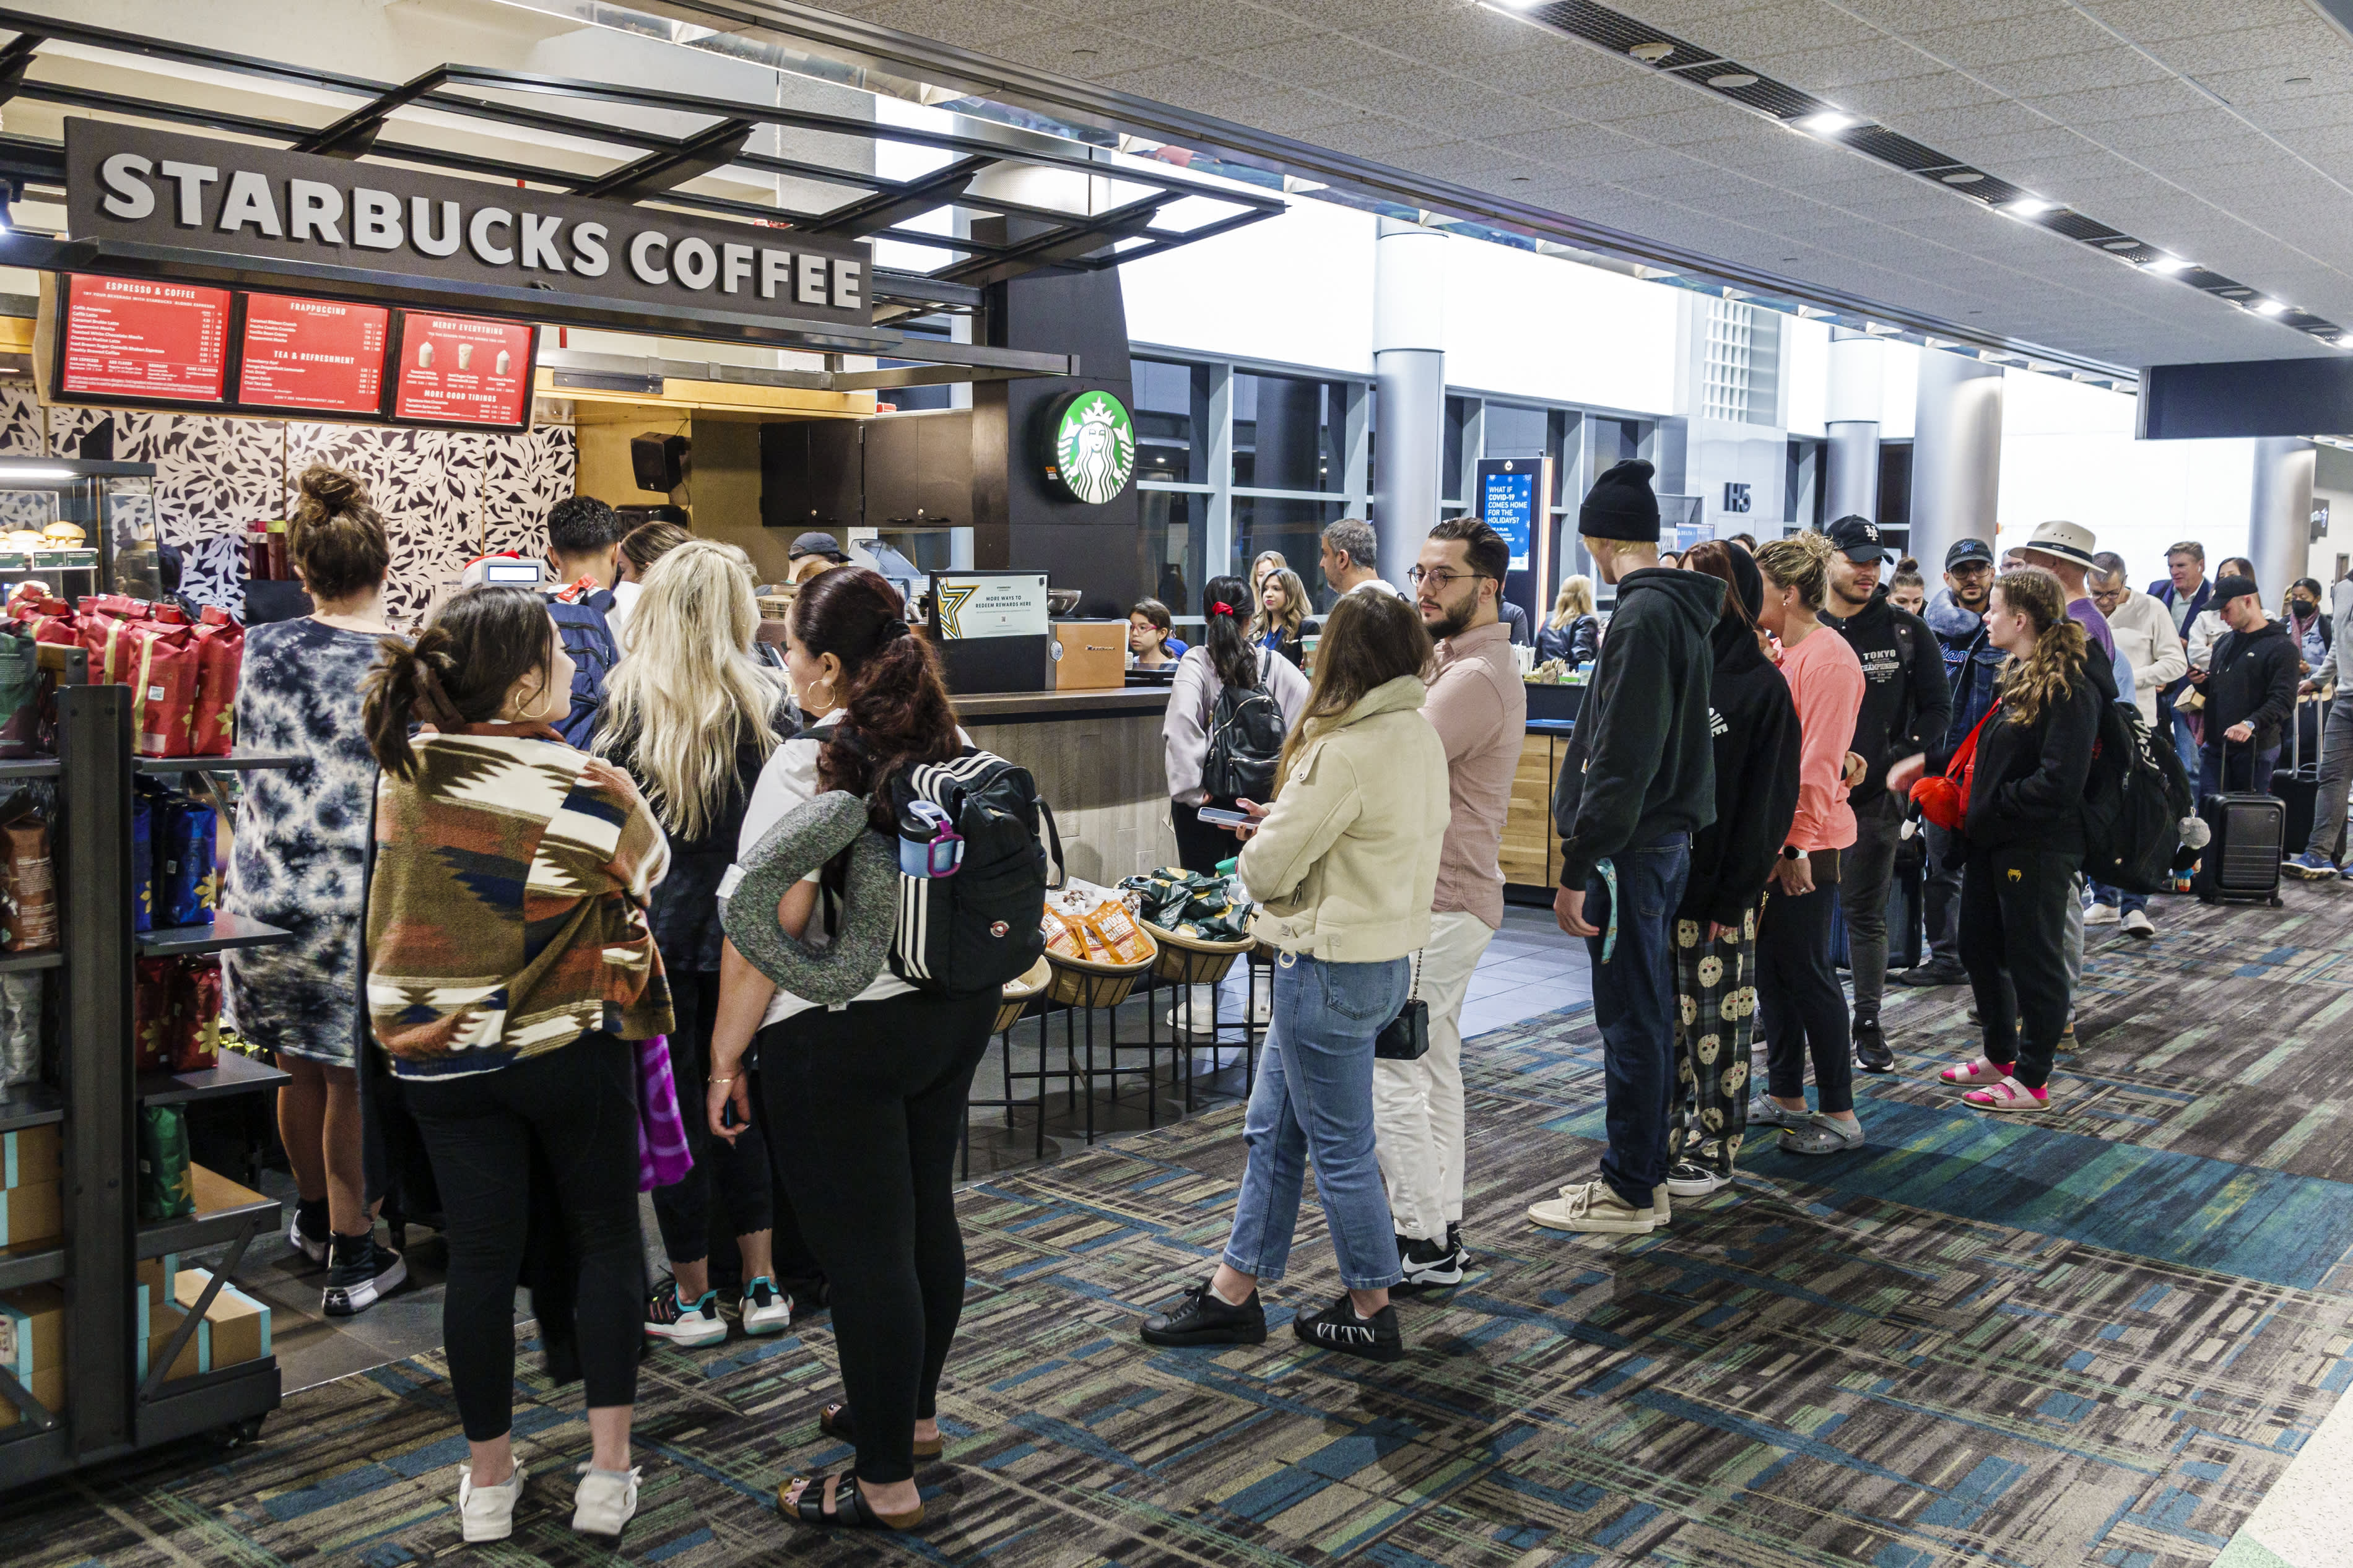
1748;1096;1810;1130
1780;1112;1866;1155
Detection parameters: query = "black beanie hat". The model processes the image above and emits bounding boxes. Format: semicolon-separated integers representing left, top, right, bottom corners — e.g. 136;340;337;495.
1580;459;1661;542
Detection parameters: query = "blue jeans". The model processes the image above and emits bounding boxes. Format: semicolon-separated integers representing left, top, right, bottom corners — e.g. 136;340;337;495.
1583;833;1692;1211
2087;882;2146;916
1221;951;1409;1292
2170;706;2201;778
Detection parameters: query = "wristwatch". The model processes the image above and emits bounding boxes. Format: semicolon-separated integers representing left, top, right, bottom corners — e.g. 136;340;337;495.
1781;845;1808;862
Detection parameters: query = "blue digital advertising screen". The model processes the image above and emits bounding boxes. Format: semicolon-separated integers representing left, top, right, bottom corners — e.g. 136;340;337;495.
1479;468;1536;571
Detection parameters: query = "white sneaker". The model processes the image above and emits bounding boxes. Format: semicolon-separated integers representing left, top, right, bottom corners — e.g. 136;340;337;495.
2084;903;2120;926
285;1210;327;1268
738;1275;793;1336
572;1463;640;1538
458;1462;526;1543
1164;984;1220;1037
2121;908;2155;939
1666;1161;1729;1198
1527;1179;1656;1234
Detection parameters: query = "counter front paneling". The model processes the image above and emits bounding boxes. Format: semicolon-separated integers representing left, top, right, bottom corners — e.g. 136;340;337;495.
1504;717;1574;904
955;684;1180;886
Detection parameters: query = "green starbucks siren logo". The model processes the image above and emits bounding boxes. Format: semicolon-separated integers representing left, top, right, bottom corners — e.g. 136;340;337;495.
1046;389;1136;505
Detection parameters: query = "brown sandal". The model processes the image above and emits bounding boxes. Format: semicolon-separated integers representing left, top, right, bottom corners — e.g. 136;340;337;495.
820;1401;944;1459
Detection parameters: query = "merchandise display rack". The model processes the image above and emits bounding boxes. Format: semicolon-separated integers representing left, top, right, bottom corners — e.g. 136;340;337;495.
0;683;298;1488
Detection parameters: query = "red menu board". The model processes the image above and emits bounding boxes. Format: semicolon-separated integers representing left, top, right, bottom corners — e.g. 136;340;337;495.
237;293;389;413
391;312;534;428
58;275;230;402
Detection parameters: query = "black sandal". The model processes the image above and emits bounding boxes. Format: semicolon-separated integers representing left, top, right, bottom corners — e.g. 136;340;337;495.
778;1469;924;1530
820;1401;945;1459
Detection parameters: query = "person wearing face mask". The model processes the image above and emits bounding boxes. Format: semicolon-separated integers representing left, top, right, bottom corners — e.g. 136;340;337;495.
1372;518;1526;1289
2285;578;2331;758
362;585;674;1544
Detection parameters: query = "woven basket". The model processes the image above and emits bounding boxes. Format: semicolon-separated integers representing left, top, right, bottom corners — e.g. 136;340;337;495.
1043;940;1157;1009
994;956;1051;1034
1141;920;1253;985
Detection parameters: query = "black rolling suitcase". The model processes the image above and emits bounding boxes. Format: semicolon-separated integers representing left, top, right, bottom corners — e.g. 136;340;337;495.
2196;738;2286;906
2273;697;2321;854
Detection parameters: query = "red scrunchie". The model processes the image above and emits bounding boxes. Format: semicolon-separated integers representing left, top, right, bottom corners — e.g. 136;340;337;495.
1211;600;1235;616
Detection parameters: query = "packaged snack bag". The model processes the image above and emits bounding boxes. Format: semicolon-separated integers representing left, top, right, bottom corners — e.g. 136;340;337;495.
121;619;202;758
189;610;244;757
1040;882;1154;966
0;628;40;760
0;971;38;1088
168;959;222;1072
154;794;219;928
137;1105;194;1220
133;957;175;1073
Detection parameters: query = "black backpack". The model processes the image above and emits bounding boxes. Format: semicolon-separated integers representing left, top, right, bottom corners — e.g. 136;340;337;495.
881;748;1058;995
1201;652;1287;802
2082;701;2193;894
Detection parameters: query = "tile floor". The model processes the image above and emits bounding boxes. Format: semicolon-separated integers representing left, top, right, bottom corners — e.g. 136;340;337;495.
216;899;1596;1393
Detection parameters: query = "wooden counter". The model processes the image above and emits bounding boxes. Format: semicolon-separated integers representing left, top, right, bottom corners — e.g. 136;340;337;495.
959;683;1178;886
1503;722;1571;901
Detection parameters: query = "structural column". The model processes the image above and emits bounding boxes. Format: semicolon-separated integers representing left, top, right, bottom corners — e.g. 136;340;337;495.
1373;217;1445;586
2248;436;2316;604
1824;327;1883;525
1911;353;2005;572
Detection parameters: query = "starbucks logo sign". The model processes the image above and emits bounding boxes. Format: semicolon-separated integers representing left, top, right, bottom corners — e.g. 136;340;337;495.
1045;389;1136;505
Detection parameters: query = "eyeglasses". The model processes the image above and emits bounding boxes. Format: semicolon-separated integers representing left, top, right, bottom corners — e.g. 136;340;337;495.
1407;566;1494;591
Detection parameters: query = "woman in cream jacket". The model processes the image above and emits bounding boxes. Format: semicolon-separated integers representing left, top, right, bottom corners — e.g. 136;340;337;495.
1138;589;1450;1364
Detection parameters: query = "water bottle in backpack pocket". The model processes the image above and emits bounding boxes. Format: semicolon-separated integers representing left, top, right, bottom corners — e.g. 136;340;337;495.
881;748;1061;994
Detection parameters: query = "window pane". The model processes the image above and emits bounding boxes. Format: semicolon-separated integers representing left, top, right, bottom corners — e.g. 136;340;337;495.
1443;397;1468;502
1133;358;1209;485
1140;490;1207;615
1484;402;1547;459
1232;497;1342;608
1233;371;1342;492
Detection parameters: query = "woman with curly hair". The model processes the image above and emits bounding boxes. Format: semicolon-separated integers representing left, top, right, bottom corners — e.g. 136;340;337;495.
1890;568;2107;1113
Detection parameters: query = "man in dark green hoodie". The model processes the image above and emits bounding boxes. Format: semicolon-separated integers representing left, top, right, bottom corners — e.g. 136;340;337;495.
1527;461;1723;1237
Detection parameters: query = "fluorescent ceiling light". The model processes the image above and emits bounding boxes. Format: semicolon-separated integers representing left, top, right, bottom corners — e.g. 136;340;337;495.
0;467;77;480
2251;300;2288;315
2142;256;2193;273
2003;197;2057;217
1796;111;1857;135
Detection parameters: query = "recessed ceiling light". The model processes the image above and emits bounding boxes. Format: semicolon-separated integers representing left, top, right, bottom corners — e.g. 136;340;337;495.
1796;111;1858;134
2003;197;2057;216
1710;73;1759;89
2252;300;2289;315
2102;240;2140;251
2142;256;2193;273
1941;171;1985;184
1629;41;1674;62
2220;287;2253;297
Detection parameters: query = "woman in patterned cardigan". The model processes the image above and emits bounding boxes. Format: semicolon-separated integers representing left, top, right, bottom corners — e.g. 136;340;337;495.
362;584;672;1546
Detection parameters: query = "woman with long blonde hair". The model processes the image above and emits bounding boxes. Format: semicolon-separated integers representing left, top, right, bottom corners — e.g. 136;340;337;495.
593;540;800;1346
1890;568;2103;1114
1538;575;1599;665
1251;566;1312;667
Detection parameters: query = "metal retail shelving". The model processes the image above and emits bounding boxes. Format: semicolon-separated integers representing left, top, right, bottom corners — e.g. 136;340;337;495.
0;689;298;1489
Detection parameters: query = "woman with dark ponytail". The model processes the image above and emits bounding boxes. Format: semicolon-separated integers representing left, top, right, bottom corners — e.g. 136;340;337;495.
1164;573;1310;872
704;567;994;1533
362;584;674;1545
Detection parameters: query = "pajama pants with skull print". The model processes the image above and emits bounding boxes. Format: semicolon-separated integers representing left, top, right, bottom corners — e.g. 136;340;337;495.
1671;904;1759;1178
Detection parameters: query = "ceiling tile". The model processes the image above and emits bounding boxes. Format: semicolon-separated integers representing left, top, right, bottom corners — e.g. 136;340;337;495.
1092;59;1274;108
1740;39;1946;90
1906;14;2121;71
1833;74;2012;118
1107;2;1326;53
2083;0;2321;46
1894;99;2065;145
1544;76;1712;124
1972;47;2177;99
1204;32;1406;85
2144;22;2344;80
991;28;1187;79
1609;106;1768;149
1479;122;1650;163
1704;4;1888;58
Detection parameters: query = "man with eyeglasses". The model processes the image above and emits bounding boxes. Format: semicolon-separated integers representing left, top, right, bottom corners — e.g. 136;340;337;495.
1373;519;1526;1288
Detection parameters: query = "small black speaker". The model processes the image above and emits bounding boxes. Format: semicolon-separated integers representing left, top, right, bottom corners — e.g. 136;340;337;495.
630;433;688;493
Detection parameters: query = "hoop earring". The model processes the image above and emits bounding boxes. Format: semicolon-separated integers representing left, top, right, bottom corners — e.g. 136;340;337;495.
811;676;837;709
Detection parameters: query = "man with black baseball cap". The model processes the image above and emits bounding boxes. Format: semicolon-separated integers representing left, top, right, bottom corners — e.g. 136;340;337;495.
2199;572;2297;803
1527;460;1723;1237
1820;517;1948;1070
1902;537;2002;987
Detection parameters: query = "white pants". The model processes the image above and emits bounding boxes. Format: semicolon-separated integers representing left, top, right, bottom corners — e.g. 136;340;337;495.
1371;910;1496;1244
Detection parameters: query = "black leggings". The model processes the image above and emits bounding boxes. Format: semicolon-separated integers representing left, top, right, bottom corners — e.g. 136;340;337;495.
757;990;994;1486
1959;843;2079;1090
1172;797;1243;876
650;969;776;1265
1758;880;1854;1116
406;1033;643;1441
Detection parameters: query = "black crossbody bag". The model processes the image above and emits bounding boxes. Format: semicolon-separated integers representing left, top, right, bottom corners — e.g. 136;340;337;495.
1373;950;1428;1061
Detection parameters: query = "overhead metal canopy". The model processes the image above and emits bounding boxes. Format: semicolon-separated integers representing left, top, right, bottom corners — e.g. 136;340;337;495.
0;4;1284;371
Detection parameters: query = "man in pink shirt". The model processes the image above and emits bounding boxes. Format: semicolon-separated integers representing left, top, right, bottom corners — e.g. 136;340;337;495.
1373;518;1528;1288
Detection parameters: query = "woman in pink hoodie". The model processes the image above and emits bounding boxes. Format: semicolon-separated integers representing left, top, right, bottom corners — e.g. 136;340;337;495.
1747;532;1868;1156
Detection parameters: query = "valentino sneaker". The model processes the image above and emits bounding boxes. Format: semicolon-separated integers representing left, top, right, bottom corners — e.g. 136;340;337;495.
458;1462;526;1543
2122;908;2156;939
1139;1278;1266;1348
739;1276;794;1336
1293;1295;1405;1362
321;1235;406;1317
644;1282;728;1347
1527;1180;1655;1234
572;1463;640;1538
1666;1161;1730;1199
1394;1234;1466;1291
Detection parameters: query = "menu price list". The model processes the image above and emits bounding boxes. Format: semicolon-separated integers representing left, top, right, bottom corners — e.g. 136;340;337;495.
237;294;389;414
60;277;231;402
392;313;534;428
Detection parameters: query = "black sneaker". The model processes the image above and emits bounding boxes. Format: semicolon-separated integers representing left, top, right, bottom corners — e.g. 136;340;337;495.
1854;1017;1895;1074
1897;961;1968;987
1293;1295;1405;1362
1139;1279;1266;1348
322;1234;407;1317
1395;1234;1465;1291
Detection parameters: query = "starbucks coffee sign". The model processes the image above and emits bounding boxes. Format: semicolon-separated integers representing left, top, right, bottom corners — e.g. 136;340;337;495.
1044;389;1136;505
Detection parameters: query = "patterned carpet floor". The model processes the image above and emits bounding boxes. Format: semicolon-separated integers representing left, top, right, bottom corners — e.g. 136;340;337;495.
9;885;2353;1566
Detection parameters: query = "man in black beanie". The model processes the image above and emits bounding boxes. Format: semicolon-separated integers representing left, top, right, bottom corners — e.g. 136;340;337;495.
1527;460;1723;1237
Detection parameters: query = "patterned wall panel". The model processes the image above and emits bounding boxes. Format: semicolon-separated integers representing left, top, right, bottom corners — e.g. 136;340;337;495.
285;423;472;628
462;425;577;563
0;384;40;457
